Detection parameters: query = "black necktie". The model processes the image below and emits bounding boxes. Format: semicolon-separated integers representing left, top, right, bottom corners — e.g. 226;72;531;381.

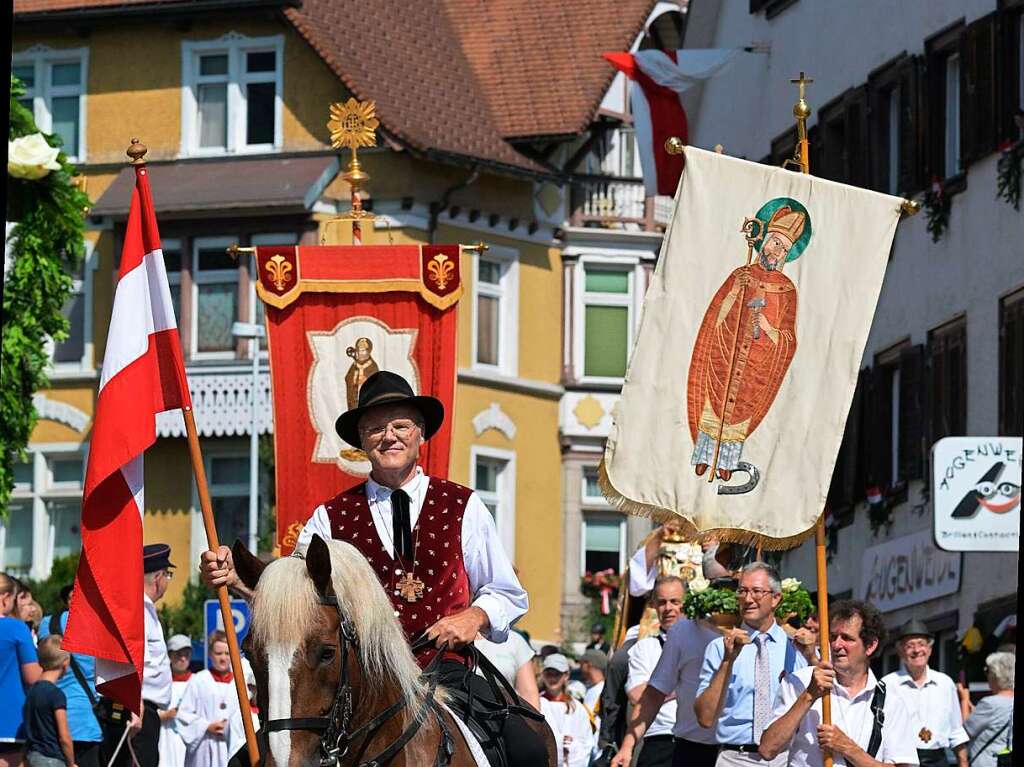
390;489;413;561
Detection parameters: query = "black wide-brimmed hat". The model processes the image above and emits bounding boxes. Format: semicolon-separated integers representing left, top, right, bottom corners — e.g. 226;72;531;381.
335;371;444;447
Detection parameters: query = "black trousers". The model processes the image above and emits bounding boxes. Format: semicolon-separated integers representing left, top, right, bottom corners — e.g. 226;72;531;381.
438;659;549;767
73;740;102;767
917;749;948;767
105;702;161;767
636;735;675;767
671;737;720;767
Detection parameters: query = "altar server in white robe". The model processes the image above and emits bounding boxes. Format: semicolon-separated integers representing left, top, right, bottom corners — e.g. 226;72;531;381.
158;634;194;767
176;632;239;767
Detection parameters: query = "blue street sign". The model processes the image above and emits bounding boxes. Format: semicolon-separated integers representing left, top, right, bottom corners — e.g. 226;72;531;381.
203;598;250;666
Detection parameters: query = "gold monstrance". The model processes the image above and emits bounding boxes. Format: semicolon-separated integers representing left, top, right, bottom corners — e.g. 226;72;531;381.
325;97;380;244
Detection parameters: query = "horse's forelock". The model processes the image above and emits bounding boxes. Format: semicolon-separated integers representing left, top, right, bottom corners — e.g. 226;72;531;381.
251;540;427;705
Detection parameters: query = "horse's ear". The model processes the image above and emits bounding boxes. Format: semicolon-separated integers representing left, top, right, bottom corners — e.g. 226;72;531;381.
232;539;266;591
305;534;333;599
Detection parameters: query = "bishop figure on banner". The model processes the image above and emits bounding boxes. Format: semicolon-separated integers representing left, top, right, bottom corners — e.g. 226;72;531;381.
688;201;810;483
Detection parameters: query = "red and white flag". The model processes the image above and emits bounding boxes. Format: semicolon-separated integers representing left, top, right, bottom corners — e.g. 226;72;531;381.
63;163;190;712
604;48;740;196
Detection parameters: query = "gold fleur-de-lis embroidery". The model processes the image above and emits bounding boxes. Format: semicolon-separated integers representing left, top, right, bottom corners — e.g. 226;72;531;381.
264;254;293;292
427;253;455;290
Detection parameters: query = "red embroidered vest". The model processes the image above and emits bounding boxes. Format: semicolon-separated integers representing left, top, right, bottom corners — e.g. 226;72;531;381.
323;477;472;666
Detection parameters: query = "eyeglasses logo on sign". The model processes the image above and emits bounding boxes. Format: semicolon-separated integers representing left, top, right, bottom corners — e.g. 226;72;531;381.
933;437;1021;553
307;317;420;476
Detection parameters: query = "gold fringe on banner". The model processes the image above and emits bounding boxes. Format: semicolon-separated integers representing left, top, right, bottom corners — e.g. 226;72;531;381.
597;458;820;552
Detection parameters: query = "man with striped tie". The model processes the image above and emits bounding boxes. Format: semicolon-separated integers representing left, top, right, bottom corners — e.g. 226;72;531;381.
694;563;806;767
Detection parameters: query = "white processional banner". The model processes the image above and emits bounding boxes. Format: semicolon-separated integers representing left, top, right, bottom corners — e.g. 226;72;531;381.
601;146;904;547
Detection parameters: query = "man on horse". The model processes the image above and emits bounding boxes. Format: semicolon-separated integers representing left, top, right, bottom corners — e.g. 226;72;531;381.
200;370;548;767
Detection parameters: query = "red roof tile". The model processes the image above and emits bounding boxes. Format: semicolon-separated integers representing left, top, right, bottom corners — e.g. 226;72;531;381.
444;0;655;138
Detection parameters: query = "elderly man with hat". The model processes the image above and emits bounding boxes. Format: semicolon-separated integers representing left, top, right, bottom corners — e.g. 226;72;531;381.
881;619;968;767
107;544;175;767
200;371;544;767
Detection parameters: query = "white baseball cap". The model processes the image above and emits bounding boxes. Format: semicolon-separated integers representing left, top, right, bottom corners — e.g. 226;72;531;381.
166;635;192;653
542;653;569;673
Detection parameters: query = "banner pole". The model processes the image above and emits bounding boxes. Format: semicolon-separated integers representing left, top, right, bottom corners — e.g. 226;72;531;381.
791;70;833;767
182;405;260;767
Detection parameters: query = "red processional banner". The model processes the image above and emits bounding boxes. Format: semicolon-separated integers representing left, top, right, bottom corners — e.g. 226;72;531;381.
255;244;462;554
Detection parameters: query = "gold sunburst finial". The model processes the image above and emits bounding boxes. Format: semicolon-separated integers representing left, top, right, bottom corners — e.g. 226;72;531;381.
327;98;379;152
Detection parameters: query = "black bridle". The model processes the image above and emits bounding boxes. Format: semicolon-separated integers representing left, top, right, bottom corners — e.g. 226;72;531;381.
261;593;454;767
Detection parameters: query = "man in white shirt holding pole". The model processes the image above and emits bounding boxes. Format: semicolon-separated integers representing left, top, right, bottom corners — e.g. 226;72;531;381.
759;600;919;767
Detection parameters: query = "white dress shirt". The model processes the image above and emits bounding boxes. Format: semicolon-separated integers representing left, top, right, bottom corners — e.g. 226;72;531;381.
771;666;920;767
142;594;172;708
881;666;969;750
298;467;527;642
648;617;719;743
626;635;677;739
540;698;595;767
628;546;656;597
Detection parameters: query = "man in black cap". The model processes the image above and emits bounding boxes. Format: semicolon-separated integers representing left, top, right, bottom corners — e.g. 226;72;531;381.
111;543;175;767
587;623;612;654
200;371;545;767
881;619;968;767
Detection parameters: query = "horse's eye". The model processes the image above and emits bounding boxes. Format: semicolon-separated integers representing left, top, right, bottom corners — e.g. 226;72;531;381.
318;646;337;664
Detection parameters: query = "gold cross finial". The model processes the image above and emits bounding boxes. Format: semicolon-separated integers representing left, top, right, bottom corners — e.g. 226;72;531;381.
790;71;814;99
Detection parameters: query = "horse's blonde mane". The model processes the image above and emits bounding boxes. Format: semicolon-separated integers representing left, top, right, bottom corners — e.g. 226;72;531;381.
252;539;427;704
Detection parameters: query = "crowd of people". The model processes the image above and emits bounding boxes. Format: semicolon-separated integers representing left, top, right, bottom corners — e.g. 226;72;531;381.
1;541;1018;767
0;547;258;767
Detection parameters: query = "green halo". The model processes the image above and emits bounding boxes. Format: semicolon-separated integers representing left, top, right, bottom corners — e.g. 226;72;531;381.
752;197;812;262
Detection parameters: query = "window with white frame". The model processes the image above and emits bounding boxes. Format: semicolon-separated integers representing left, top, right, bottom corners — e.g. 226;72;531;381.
581;513;625;575
181;34;283;155
471;447;516;557
581;466;607;505
472;248;518;374
13;47;88;160
1;448;85;579
580;264;634;380
944;53;961;177
192;236;240;358
207;453;250;549
48;241;95;372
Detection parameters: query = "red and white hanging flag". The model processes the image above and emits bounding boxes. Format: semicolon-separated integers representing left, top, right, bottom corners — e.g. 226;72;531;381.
63;162;190;712
604;48;741;196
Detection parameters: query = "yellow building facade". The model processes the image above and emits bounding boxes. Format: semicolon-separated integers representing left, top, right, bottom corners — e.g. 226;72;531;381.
10;11;567;639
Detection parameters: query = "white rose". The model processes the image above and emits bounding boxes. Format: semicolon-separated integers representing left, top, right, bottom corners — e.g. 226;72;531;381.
688;575;710;594
8;133;61;180
781;577;801;593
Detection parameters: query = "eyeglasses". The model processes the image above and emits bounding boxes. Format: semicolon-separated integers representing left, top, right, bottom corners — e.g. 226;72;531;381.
159;570;174;581
901;639;930;650
359;419;422;442
736;587;775;599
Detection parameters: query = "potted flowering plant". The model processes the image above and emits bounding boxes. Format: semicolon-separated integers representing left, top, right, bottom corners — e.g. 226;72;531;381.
775;577;814;626
581;569;621;615
682;575;739;629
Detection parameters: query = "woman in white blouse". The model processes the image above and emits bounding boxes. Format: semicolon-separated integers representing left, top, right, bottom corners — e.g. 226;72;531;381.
538;654;594;767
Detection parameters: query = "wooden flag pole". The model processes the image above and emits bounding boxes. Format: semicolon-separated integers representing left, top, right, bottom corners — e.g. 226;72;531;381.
126;139;259;765
790;71;834;767
183;405;260;767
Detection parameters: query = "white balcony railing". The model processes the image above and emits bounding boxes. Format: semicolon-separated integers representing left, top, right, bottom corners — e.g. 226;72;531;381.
156;369;272;438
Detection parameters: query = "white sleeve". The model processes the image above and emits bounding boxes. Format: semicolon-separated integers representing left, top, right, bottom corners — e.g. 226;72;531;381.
627;545;656;597
462;492;528;642
295;506;333;551
769;668;803;726
626;639;657;693
878;695;922;765
944;678;970;748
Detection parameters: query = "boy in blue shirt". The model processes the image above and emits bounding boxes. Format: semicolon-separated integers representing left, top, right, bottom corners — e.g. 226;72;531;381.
23;635;76;767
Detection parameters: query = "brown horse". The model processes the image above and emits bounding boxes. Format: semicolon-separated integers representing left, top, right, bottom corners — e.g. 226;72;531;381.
235;534;547;767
